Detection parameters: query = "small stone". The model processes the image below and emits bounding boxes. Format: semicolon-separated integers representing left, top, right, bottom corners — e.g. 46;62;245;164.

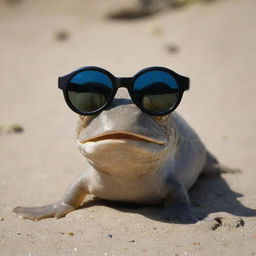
215;217;223;225
68;232;75;236
211;222;221;231
211;217;227;230
107;234;113;238
0;218;4;221
166;43;179;54
129;239;135;243
6;124;24;134
55;31;70;42
235;218;245;228
17;232;21;235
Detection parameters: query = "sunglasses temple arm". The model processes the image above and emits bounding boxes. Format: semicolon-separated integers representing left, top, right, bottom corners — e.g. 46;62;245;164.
58;75;71;90
179;76;190;91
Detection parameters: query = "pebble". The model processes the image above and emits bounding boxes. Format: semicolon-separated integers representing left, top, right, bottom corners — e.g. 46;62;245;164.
235;218;245;228
55;31;70;42
166;43;179;54
0;124;23;134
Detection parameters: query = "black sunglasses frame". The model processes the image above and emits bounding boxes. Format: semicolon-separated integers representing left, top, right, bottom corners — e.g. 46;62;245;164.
58;66;190;116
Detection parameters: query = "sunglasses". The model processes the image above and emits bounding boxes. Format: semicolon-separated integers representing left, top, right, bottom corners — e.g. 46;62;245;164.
58;66;190;116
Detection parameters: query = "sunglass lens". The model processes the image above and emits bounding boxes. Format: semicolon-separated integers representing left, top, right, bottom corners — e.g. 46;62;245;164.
67;70;113;114
133;70;179;114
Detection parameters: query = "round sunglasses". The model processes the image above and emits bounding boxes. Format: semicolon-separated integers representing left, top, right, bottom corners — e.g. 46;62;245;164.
58;66;190;116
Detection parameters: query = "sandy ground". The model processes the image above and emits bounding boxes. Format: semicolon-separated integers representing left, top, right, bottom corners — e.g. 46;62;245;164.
0;0;256;255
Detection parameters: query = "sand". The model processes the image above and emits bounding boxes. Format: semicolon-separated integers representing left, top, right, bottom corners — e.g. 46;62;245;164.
0;0;256;255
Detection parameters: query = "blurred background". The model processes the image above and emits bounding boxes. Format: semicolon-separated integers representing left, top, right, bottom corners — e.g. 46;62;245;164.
0;0;256;254
0;0;255;163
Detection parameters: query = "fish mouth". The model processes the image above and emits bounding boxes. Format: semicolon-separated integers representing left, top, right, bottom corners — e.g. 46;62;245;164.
79;131;166;145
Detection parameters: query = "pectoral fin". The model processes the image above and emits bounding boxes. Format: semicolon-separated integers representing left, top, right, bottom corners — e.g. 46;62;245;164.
13;202;75;220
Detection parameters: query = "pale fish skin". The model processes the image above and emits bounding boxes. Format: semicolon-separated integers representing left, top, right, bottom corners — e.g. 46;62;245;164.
14;91;226;223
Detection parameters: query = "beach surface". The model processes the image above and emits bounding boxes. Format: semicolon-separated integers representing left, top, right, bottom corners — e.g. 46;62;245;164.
0;0;256;255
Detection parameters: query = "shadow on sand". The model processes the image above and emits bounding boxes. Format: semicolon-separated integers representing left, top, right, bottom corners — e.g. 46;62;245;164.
79;173;256;224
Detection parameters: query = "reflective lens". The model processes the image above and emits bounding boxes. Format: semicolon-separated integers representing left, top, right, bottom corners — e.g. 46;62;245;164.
133;70;179;113
67;70;113;113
